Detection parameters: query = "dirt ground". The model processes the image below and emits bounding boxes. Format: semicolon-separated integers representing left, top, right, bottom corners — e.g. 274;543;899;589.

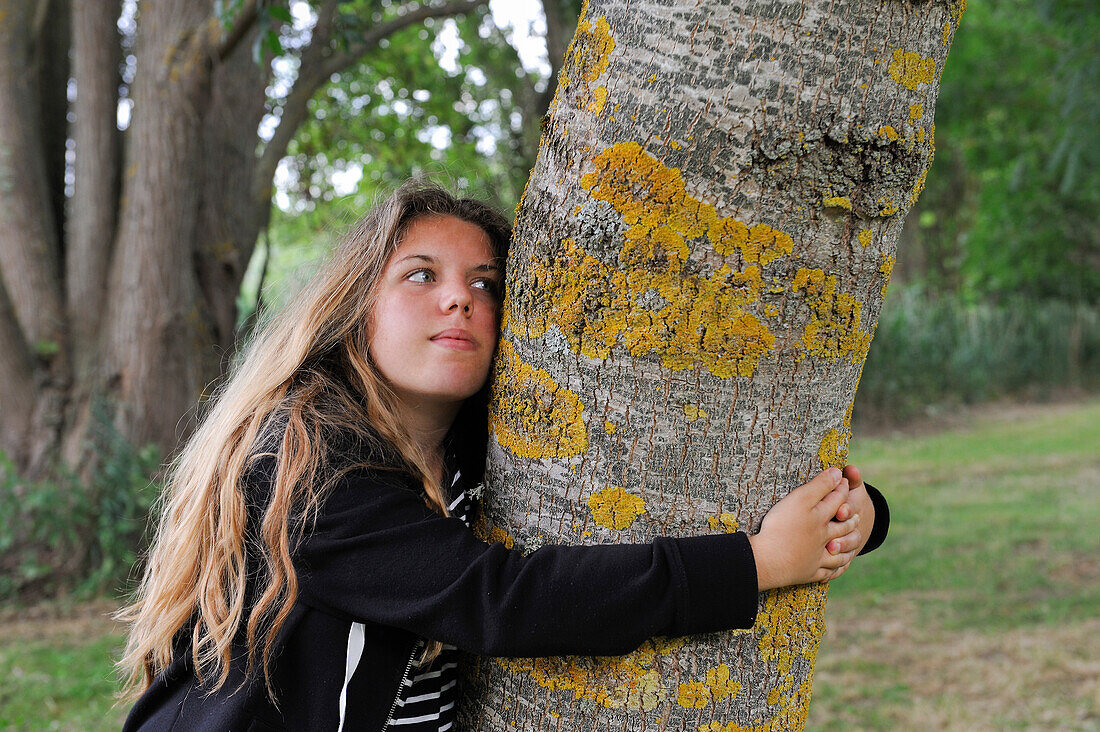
0;599;124;645
852;392;1096;439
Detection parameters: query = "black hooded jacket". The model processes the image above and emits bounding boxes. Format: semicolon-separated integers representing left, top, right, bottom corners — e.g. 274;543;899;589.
122;449;888;732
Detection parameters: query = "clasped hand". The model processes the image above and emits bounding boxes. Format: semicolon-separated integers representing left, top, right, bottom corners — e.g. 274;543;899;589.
748;465;874;591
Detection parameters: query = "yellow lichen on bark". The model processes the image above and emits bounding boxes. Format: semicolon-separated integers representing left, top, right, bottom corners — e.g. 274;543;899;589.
499;637;688;712
742;224;794;265
472;505;518;549
694;584;825;731
553;6;616;119
489;526;516;549
887;48;936;90
857;229;873;247
753;583;829;727
790;269;871;364
683;404;708;422
488;340;588;459
820;196;852;211
953;0;968;24
506;141;787;377
677;681;712;709
589;86;609;114
581;142;792;268
909;103;924;120
818;401;854;469
676;662;742;708
512;232;776;378
707;513;740;533
817;428;843;469
880;253;896;295
587;485;647;530
572;14;615;83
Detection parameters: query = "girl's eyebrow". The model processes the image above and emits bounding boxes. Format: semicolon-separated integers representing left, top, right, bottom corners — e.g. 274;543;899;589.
393;254;501;274
393;254;435;266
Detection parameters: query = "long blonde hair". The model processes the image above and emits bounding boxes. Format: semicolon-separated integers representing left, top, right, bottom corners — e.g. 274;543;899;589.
116;181;511;702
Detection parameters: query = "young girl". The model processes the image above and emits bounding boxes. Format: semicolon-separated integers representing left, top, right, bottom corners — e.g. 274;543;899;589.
118;181;888;731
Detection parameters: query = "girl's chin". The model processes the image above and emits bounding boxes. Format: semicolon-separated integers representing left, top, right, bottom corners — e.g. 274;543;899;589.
415;381;488;405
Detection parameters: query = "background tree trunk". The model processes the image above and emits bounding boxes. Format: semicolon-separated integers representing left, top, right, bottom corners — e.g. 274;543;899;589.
460;0;959;728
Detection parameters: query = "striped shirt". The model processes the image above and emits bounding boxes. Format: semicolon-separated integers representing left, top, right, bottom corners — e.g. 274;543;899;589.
383;471;472;731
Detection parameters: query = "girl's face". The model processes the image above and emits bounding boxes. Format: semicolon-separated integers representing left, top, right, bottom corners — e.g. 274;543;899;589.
370;215;503;412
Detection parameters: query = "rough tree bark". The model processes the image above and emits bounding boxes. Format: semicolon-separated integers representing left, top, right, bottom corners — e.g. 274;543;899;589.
0;0;486;477
460;0;959;729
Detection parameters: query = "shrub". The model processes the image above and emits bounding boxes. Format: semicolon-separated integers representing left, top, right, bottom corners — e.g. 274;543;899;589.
857;288;1100;421
0;418;161;601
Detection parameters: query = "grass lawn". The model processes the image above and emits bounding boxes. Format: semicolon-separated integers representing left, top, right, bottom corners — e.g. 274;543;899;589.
1;398;1097;730
810;398;1100;730
0;600;127;731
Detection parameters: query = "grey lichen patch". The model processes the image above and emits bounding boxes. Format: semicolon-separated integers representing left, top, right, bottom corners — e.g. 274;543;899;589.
520;532;546;556
748;122;931;220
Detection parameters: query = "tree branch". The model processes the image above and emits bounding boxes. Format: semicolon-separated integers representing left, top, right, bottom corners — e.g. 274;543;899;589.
318;0;487;81
34;0;71;255
0;1;67;357
252;0;340;205
252;0;488;205
537;0;572;114
213;0;260;62
69;0;122;349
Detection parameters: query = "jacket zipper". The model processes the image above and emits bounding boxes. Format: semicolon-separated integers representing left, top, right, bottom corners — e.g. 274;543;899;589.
383;641;420;729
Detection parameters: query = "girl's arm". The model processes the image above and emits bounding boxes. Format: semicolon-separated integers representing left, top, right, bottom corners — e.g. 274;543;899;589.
286;468;856;658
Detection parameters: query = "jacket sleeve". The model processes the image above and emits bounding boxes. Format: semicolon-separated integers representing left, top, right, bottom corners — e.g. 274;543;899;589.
291;469;759;658
858;482;890;556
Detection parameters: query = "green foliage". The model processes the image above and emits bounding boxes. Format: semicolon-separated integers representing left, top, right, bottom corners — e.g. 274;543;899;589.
275;2;540;220
912;0;1099;301
0;415;161;601
857;287;1100;420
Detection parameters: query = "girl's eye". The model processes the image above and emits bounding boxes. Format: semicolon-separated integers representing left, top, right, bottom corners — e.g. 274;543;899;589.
472;279;500;295
407;269;434;283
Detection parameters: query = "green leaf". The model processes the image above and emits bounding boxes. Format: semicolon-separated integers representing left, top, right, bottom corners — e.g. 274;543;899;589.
267;5;293;24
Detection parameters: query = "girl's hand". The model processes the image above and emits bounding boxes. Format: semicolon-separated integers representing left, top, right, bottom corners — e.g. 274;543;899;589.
828;464;875;556
748;468;860;591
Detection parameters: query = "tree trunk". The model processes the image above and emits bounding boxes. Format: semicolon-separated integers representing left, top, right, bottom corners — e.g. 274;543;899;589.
460;0;958;729
99;0;217;450
0;0;69;474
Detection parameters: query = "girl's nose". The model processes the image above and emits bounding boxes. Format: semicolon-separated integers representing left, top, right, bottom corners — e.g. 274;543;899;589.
442;282;472;315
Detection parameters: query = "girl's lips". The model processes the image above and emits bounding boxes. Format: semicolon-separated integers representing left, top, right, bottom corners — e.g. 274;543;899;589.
430;330;477;351
431;337;476;351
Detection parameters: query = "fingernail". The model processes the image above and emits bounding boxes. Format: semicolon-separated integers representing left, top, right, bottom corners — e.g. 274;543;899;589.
828;467;842;482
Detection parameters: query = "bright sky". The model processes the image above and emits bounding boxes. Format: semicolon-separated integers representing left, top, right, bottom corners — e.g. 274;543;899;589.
489;0;551;76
